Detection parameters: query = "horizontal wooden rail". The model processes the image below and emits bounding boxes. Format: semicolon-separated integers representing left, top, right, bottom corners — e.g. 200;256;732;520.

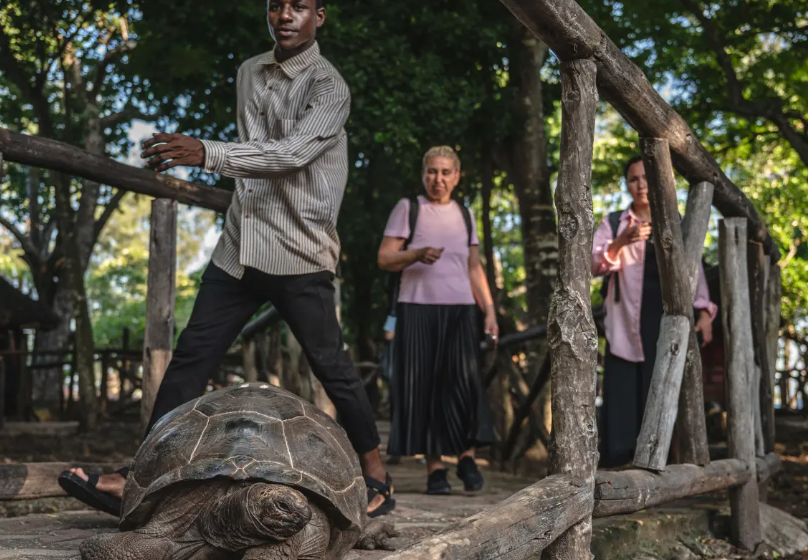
756;451;782;484
239;307;282;340
594;453;781;517
0;128;231;213
497;0;778;260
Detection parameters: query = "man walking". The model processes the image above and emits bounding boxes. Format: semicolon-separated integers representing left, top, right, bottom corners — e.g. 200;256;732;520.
60;0;395;518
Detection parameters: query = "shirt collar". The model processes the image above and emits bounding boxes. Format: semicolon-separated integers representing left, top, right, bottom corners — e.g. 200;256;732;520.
622;206;643;222
258;41;320;79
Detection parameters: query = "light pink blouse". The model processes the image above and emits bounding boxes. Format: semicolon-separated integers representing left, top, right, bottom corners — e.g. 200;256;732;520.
384;196;479;305
592;207;718;363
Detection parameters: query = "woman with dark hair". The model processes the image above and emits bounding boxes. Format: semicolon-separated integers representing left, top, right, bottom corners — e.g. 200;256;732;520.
592;156;717;468
377;146;497;494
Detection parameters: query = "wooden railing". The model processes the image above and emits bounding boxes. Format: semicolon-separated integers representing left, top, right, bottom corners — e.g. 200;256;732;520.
0;0;784;555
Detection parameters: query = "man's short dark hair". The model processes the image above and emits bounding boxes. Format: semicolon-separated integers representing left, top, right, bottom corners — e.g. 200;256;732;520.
623;155;643;180
317;0;324;8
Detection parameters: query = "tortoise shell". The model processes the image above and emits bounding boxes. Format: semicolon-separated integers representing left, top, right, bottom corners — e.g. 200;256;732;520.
120;384;366;532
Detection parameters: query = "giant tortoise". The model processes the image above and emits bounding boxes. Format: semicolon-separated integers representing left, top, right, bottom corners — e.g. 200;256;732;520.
80;383;395;560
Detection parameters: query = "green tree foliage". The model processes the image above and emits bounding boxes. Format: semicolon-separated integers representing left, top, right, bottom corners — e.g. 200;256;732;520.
87;193;215;349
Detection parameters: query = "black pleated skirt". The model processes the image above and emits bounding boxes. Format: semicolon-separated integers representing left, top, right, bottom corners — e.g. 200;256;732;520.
387;303;495;457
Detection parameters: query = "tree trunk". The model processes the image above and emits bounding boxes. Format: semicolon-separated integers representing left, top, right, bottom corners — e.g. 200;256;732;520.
511;25;558;389
481;155;499;301
31;288;73;405
52;173;97;430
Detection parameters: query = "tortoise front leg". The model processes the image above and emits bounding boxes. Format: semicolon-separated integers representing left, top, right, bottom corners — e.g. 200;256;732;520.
81;531;230;560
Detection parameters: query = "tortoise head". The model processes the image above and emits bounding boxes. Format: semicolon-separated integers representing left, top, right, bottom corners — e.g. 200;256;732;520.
200;483;312;549
249;483;312;539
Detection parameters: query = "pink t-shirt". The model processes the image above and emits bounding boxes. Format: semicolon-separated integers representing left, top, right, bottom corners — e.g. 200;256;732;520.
383;196;479;305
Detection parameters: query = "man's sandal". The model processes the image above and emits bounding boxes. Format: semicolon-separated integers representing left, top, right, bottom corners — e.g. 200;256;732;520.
58;467;130;517
365;473;396;518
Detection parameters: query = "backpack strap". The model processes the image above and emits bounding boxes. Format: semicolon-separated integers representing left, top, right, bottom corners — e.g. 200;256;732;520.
403;195;420;250
608;210;621;239
455;199;474;246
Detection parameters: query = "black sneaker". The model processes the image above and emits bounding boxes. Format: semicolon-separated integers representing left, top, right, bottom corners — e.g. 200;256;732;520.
456;457;485;492
426;468;452;495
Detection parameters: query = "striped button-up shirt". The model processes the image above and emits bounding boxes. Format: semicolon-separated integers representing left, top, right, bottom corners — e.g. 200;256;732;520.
200;41;350;277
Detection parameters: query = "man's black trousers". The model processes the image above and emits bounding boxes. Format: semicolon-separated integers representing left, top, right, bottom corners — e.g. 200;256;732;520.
145;262;381;454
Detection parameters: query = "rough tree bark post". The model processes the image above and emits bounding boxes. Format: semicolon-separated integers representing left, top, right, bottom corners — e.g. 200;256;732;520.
543;58;599;560
678;181;714;465
764;262;781;449
718;218;761;550
140;199;178;438
748;242;768;458
633;138;693;471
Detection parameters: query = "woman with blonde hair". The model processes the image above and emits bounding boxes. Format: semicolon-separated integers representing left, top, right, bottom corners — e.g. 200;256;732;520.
378;146;497;494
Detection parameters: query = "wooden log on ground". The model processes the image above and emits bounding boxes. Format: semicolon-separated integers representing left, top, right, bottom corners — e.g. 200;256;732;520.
141;199;178;438
719;217;762;550
0;463;119;500
765;263;781;448
544;58;599;560
0;128;231;212
379;475;591;560
496;0;777;260
594;459;751;517
633;138;692;471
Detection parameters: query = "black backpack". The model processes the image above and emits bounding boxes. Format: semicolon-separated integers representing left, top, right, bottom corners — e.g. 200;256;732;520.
386;195;473;317
599;210;623;304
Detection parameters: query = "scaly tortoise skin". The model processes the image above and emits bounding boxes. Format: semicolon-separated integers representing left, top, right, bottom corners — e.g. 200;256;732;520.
80;384;393;560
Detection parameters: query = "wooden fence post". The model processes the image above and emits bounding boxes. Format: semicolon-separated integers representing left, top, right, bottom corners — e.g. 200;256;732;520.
633;138;693;471
141;199;177;438
677;181;714;466
719;217;761;550
543;57;599;560
242;338;259;383
748;241;769;458
764;261;781;444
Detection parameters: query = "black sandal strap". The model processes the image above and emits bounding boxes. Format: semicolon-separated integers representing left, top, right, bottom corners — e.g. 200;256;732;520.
364;474;392;498
116;467;130;479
